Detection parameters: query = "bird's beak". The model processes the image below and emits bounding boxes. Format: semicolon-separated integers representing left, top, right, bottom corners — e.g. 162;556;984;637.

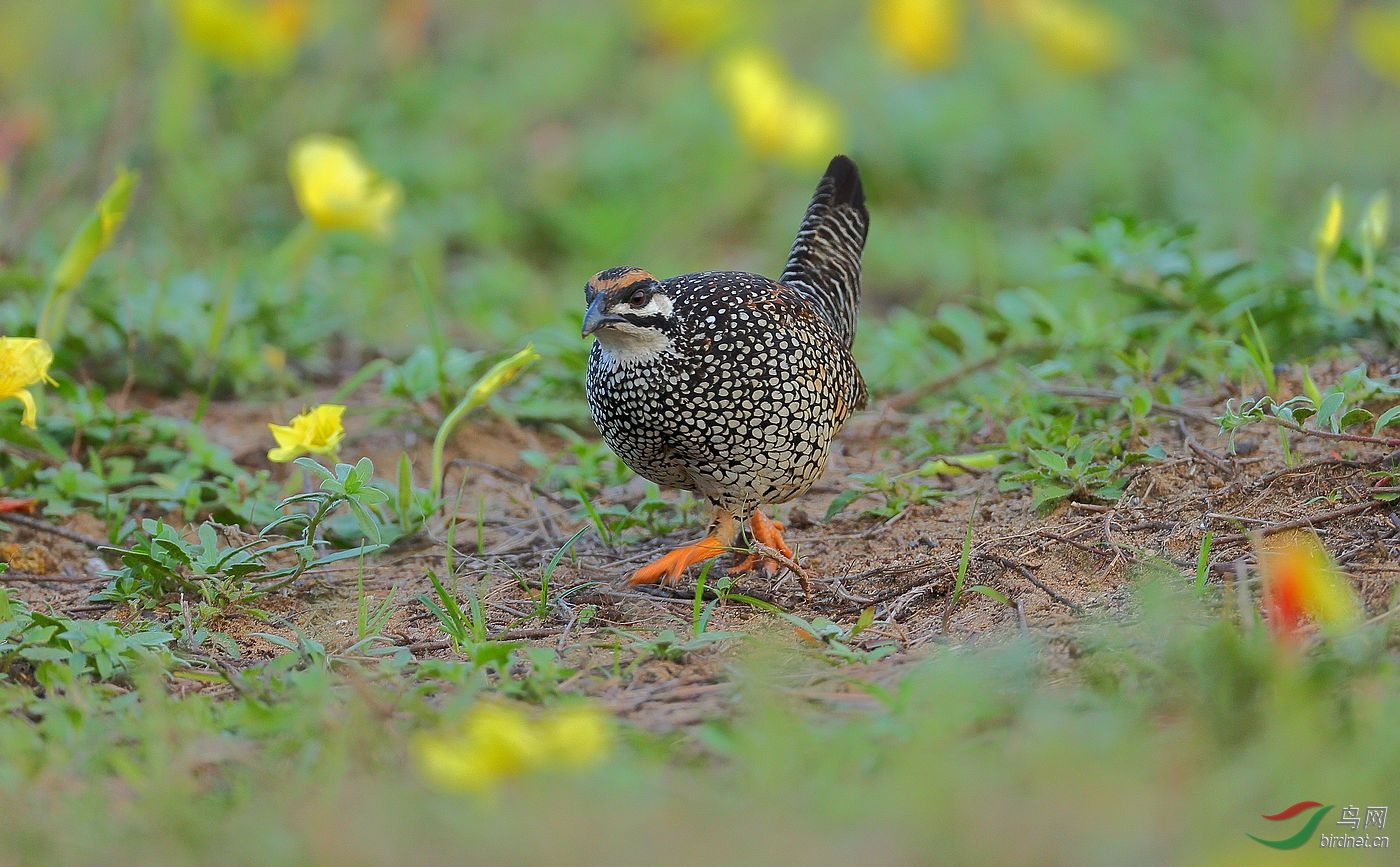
581;293;621;337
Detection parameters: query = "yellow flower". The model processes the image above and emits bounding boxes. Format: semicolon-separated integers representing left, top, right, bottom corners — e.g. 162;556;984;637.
1314;184;1344;257
715;47;840;167
414;704;544;792
872;0;962;73
537;705;612;768
636;0;740;55
413;703;611;793
0;337;57;429
1010;0;1124;74
1354;5;1400;86
1257;530;1361;644
267;403;345;462
174;0;308;74
288;135;402;238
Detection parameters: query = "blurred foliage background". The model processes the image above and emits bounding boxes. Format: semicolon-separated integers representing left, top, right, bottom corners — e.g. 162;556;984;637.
3;0;1399;371
3;7;1400;861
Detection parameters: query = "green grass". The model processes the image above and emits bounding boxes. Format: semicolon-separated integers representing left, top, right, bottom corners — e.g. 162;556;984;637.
1;578;1397;863
2;1;1400;862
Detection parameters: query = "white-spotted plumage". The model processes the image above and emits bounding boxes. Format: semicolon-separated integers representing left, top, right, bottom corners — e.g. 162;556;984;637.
581;156;869;582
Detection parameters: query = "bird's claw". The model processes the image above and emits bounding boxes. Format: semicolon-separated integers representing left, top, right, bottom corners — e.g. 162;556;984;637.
728;511;794;577
628;535;727;585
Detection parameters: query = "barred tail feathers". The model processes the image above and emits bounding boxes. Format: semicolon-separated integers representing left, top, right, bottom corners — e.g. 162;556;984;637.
778;155;869;348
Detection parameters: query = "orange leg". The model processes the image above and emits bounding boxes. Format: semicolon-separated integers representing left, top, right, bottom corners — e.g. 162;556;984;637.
729;510;795;577
628;509;739;585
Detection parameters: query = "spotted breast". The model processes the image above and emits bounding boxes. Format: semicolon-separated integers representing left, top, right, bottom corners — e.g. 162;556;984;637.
582;155;869;585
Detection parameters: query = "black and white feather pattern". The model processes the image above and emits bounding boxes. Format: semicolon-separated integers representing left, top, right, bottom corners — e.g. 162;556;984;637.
583;155;870;519
778;155;869;349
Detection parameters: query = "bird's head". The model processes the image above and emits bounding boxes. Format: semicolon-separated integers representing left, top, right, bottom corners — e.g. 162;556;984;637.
581;267;676;353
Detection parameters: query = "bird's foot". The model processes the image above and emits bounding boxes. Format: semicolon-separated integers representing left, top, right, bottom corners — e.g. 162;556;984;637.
628;535;729;585
729;510;795;578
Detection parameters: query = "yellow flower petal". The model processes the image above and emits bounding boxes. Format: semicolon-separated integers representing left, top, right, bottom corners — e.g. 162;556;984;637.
266;404;345;463
412;702;612;793
288;135;401;238
1315;185;1344;257
12;389;36;429
1354;5;1400;86
174;0;308;74
715;47;841;167
1011;0;1124;75
0;337;56;429
537;706;611;768
636;0;740;55
413;732;503;792
873;0;962;73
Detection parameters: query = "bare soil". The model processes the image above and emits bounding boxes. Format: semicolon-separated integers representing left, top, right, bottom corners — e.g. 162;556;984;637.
5;369;1398;729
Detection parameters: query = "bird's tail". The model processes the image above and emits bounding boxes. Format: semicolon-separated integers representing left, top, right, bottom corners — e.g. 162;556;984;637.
779;155;868;348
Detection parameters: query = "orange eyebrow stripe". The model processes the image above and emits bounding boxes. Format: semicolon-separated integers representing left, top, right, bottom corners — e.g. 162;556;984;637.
589;268;656;292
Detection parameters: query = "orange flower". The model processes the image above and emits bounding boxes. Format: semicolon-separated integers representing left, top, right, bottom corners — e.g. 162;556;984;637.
1256;530;1361;643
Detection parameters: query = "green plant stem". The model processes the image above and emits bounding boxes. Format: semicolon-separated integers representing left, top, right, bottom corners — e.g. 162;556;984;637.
429;345;539;506
411;263;451;411
270;220;322;287
1314;255;1330;307
262;496;338;592
1278;426;1293;468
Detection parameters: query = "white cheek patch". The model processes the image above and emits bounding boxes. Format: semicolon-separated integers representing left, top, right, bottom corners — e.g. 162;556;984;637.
595;295;674;366
625;294;673;318
595;322;672;366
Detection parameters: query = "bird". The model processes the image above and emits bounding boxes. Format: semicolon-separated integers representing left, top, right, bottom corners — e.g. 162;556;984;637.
581;155;869;585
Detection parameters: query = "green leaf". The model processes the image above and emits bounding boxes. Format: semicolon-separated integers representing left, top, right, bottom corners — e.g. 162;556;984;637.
1127;387;1153;418
1029;448;1071;477
17;646;72;662
824;488;866;520
1315;391;1345;427
355;487;390;506
1339;407;1373;430
312;545;388;567
1031;481;1074;511
1374;404;1400;434
925;318;964;354
294;458;336;482
851;606;875;638
968;586;1012;606
396;452;414;520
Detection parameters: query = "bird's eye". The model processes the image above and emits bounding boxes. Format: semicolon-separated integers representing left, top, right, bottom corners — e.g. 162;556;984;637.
627;293;651;309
